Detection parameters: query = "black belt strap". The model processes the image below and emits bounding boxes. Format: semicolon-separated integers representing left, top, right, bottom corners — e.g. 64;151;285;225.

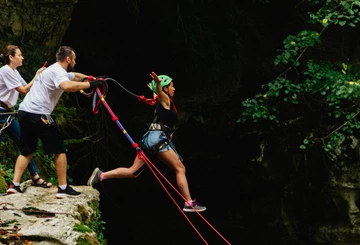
0;101;11;111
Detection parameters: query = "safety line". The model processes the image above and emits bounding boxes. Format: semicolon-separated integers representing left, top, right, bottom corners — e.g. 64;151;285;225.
137;150;208;244
138;150;232;245
94;87;138;148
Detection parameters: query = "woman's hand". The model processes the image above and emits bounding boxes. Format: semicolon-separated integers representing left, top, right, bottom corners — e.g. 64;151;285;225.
36;66;46;75
150;71;161;83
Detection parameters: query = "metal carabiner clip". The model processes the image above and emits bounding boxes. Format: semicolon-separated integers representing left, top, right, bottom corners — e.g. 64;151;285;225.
41;114;54;125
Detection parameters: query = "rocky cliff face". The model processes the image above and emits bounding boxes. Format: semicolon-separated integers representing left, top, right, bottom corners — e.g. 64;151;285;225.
236;136;360;245
0;180;101;245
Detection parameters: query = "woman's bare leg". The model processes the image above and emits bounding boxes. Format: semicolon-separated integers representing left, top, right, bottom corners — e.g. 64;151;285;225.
157;149;192;202
102;155;146;180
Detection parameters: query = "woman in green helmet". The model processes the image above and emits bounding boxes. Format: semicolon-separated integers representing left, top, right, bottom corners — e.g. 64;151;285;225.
87;71;206;212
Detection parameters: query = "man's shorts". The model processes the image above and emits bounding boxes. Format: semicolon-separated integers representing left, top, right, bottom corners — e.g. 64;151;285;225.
18;110;67;156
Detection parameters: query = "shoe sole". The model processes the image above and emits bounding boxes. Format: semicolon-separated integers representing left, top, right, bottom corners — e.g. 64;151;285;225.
87;168;100;186
7;189;21;194
56;193;81;199
183;207;207;212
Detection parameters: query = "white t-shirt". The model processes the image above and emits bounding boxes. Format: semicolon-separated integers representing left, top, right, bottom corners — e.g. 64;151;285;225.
0;64;27;108
19;62;75;114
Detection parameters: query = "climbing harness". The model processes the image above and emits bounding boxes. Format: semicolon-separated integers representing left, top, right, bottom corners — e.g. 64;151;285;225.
0;111;16;135
80;76;232;245
138;131;170;156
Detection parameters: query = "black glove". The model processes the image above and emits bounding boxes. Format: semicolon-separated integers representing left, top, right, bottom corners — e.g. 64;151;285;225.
89;78;104;89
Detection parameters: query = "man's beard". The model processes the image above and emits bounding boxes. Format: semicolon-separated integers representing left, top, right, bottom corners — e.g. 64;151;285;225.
67;65;74;72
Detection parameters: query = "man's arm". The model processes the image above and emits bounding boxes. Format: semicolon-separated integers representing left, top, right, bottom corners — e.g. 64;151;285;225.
72;72;88;82
59;80;91;92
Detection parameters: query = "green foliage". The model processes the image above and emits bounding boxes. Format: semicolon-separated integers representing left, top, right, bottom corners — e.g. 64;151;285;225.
238;0;360;159
87;202;107;245
74;223;93;233
308;0;360;27
274;31;321;66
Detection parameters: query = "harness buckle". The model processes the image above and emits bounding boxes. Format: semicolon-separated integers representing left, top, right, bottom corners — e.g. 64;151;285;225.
41;114;54;125
149;123;161;131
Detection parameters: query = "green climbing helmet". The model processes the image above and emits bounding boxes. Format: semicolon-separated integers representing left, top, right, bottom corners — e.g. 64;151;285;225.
151;75;172;94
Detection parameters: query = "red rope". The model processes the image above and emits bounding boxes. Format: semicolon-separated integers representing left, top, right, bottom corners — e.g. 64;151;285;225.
138;95;157;106
137;95;178;115
137;151;232;245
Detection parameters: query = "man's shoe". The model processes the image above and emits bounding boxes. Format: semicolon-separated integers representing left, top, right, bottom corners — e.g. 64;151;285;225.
87;168;102;187
183;199;207;212
56;185;81;199
7;182;23;194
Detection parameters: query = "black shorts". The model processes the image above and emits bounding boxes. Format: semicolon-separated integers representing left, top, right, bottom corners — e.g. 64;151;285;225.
18;110;67;156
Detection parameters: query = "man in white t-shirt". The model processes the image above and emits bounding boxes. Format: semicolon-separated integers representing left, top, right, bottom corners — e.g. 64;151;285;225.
7;46;103;198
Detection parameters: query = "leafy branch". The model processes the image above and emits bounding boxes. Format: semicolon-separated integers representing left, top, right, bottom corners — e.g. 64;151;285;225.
238;0;360;159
